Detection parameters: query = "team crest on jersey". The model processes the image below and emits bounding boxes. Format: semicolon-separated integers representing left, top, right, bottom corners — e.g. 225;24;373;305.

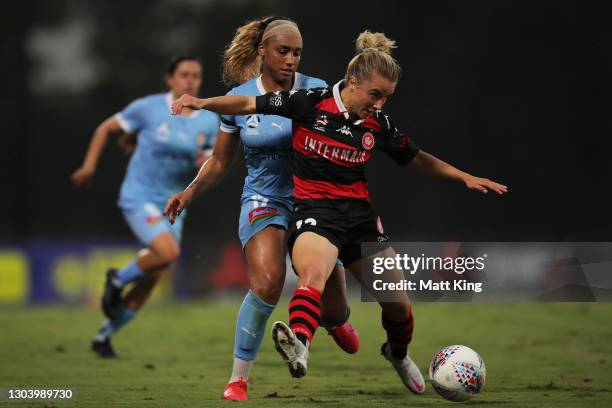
197;133;207;146
248;206;279;224
362;132;375;150
246;115;260;135
155;122;170;142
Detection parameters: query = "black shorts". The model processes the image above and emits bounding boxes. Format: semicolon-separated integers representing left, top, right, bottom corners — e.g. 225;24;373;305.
287;199;391;266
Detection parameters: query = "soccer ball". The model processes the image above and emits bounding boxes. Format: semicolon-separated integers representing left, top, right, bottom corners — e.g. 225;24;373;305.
429;345;486;402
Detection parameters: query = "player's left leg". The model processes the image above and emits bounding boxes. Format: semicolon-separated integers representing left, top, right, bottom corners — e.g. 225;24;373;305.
92;202;183;358
346;248;425;394
222;197;293;400
320;262;359;354
92;242;174;358
223;225;285;400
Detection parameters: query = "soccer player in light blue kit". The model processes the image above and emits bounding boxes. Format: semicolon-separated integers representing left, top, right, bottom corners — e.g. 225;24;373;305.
165;18;358;400
72;55;219;358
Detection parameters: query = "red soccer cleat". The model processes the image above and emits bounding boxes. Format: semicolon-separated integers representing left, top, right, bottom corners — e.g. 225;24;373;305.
222;378;248;401
327;322;359;354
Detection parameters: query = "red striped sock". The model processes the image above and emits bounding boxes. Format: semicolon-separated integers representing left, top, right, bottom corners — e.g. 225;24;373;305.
289;286;322;344
382;306;414;359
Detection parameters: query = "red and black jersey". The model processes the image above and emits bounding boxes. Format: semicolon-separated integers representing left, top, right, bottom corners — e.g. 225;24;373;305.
255;80;420;201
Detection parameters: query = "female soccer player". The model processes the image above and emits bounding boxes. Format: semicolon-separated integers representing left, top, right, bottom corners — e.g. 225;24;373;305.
164;17;358;401
72;55;219;358
168;31;508;395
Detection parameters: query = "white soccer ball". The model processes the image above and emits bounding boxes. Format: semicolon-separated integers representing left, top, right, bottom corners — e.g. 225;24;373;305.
429;345;486;402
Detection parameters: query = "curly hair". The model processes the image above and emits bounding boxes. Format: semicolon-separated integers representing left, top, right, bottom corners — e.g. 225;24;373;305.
221;16;298;85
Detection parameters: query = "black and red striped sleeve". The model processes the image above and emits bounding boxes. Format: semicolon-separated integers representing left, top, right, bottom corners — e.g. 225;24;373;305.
255;88;325;121
376;111;420;165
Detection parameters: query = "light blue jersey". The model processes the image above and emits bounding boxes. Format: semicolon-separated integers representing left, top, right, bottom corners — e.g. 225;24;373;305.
117;92;219;204
221;73;326;202
115;92;219;244
219;74;326;247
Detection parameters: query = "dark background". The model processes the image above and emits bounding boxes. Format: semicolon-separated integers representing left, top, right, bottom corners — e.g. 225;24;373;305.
2;0;611;265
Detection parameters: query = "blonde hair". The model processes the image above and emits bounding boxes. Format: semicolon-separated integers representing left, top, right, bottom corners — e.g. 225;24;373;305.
222;17;299;85
261;20;300;43
345;30;401;84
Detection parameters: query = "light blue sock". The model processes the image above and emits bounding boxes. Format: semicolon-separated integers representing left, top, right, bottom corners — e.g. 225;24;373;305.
113;259;144;288
233;290;276;361
94;305;136;341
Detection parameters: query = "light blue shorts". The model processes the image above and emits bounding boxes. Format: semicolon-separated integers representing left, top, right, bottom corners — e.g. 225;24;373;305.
238;195;293;248
120;200;185;245
237;194;344;268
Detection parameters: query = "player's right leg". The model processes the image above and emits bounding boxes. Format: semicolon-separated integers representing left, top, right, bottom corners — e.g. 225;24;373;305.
272;231;339;378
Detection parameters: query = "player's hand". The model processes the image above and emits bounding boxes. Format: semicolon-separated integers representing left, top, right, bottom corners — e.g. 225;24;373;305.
164;190;194;224
71;166;95;187
464;175;508;194
171;94;202;115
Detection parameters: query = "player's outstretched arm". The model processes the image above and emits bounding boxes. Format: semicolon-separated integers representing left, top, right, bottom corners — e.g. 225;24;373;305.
409;150;508;194
171;94;256;116
164;130;240;224
71;116;123;187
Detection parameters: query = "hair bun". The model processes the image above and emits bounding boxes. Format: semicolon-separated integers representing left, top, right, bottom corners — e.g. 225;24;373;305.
355;30;396;55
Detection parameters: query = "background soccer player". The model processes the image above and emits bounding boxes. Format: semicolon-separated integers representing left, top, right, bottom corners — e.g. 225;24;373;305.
72;55;219;358
165;17;358;401
167;31;507;395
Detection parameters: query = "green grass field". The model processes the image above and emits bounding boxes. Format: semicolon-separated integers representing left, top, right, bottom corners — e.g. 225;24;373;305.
1;301;611;407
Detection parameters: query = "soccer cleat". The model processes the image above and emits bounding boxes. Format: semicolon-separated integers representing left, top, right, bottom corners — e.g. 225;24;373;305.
101;268;123;319
327;322;359;354
381;343;426;394
91;338;117;358
271;321;308;378
222;378;248;401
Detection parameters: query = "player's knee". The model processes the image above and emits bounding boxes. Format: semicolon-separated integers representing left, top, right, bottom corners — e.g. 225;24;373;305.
299;264;328;288
251;283;282;304
251;268;284;303
159;244;180;264
149;233;181;265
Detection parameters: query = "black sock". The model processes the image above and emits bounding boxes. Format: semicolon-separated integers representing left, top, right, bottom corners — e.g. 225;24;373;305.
296;333;308;345
382;307;414;359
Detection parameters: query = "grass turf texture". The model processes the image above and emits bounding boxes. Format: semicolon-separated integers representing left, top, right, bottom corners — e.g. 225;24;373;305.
1;302;611;407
